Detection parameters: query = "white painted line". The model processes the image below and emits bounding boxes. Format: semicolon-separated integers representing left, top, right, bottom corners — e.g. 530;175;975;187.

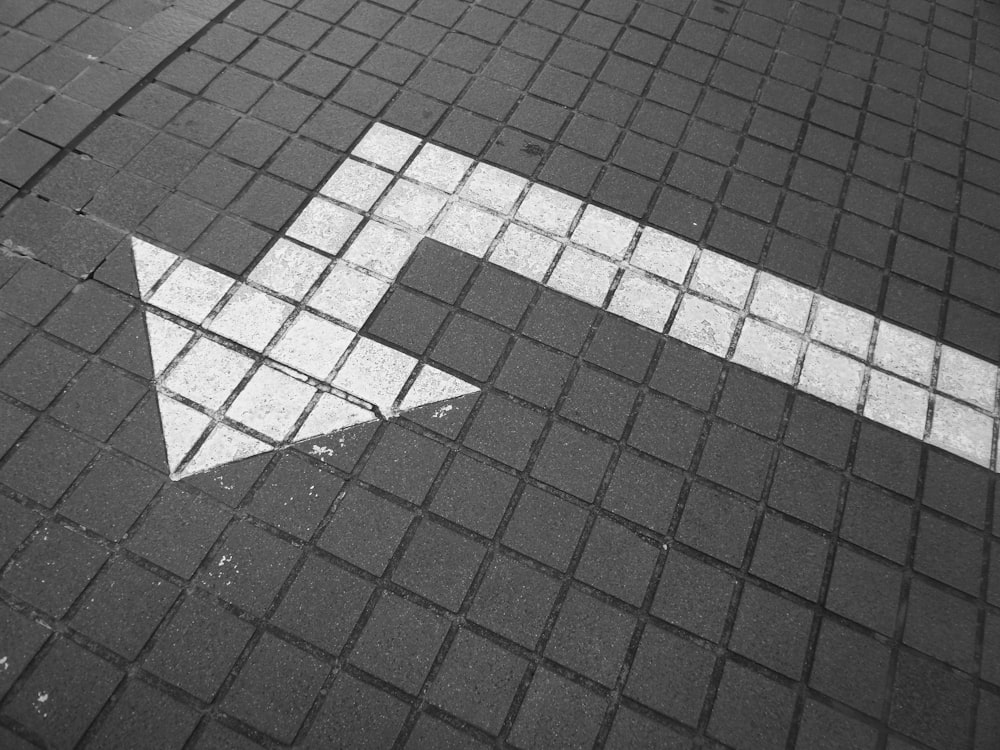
136;122;1000;476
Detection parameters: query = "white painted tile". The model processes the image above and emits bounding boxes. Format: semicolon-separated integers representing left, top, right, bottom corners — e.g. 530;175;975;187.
460;162;527;213
164;337;253;410
226;365;316;441
320;158;392;210
929;397;994;468
149;259;233;324
489;223;560;282
571;204;638;259
689;251;755;308
629;227;696;285
207;285;292;352
269;311;355;380
749;273;813;333
331;337;417;414
144;312;193;376
863;370;929;439
399;364;479;410
516;183;581;236
286;198;363;255
308;261;390;328
374;179;448;232
797;342;865;410
342;220;418;279
132;238;177;298
182;423;271;477
294;392;377;441
405;143;473;192
732;319;802;384
810;298;875;359
351;123;421;170
608;270;677;331
937;346;998;412
431;201;505;257
157;393;211;473
669;295;739;357
547;247;617;306
873;322;935;385
247;239;329;301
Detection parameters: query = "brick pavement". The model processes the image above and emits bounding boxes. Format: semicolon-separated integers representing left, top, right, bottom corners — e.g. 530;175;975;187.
1;0;999;748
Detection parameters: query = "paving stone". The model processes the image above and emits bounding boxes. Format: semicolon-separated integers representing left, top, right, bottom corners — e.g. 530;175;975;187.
546;587;635;686
303;671;408;749
271;554;372;654
575;516;658;606
223;633;329;743
143;595;254;701
750;513;829;600
60;452;162;541
510;668;605;750
503;485;587;572
698;421;774;500
70;556;179;660
246;453;341;539
0;421;97;507
0;262;76;326
676;482;755;567
532;423;614;503
627;392;704;470
468;552;560;649
730;583;813;679
889;650;974;750
626;624;715;728
126;486;230;578
430;453;517;537
392;519;485;611
602;451;682;535
360;424;449;505
1;638;122;750
320;484;413;575
0;601;49;700
464;393;546;470
431;312;510;382
198;520;299;615
89;678;199;750
903;577;978;672
350;592;449;694
913;512;983;596
0;493;38;569
708;660;795;750
428;629;526;733
405;714;489;750
826;545;903;635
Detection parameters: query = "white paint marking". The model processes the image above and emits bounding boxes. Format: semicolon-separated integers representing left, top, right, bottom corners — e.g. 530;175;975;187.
133;238;177;296
247;239;329;300
399;365;479;410
286;198;362;255
149;260;232;324
135;123;1000;474
145;312;193;375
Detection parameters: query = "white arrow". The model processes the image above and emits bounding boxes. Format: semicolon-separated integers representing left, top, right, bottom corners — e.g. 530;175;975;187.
139;122;1000;476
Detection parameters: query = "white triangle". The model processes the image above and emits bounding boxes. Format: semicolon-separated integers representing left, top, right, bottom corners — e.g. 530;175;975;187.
156;393;211;473
177;423;272;479
294;392;377;441
399;365;479;410
133;238;178;298
145;312;194;376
